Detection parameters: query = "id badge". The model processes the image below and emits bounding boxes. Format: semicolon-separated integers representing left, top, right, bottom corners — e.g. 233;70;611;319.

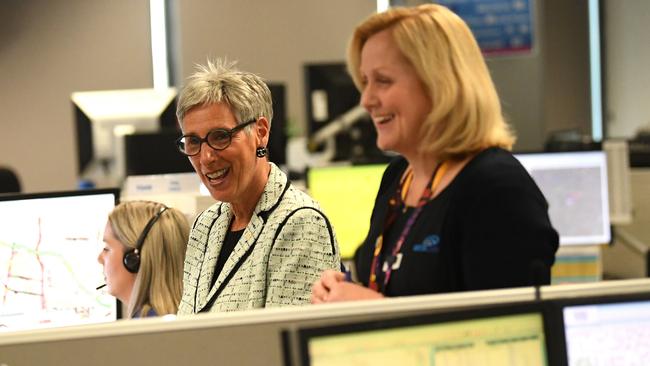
382;253;403;272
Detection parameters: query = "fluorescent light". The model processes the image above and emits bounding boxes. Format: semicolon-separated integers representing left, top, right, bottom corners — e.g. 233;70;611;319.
589;0;603;141
150;0;169;90
377;0;389;13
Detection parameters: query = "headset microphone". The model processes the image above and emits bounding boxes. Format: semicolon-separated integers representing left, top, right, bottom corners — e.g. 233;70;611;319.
96;284;107;290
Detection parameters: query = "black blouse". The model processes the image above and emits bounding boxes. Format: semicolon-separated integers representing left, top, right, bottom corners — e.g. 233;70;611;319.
355;147;559;297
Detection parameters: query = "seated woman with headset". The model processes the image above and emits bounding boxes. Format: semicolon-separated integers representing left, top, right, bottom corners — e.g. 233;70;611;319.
98;201;189;318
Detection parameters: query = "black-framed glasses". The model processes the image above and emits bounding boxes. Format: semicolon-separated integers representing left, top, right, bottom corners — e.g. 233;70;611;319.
176;119;257;156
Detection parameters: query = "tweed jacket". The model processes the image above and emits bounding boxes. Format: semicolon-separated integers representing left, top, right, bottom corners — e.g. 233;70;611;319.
177;163;340;314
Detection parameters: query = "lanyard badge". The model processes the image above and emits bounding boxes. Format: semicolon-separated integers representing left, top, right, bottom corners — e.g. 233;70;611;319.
368;162;448;293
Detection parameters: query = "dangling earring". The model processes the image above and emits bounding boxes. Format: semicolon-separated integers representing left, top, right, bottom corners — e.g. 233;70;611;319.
256;146;267;158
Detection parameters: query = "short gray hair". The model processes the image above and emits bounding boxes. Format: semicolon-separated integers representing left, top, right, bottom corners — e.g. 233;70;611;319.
176;59;273;130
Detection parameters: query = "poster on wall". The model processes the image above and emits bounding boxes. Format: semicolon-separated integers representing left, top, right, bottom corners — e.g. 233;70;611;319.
391;0;535;56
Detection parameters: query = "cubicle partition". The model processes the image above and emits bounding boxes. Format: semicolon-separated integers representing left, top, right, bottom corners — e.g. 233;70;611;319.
1;280;650;366
0;287;535;365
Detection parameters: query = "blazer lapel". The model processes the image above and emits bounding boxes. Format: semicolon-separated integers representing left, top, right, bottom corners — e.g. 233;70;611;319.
196;163;289;311
196;206;231;311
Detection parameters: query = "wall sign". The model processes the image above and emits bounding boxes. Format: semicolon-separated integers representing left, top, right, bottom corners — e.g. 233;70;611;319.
391;0;535;56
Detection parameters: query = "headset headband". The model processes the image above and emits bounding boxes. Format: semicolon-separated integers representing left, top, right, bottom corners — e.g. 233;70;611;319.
134;205;168;251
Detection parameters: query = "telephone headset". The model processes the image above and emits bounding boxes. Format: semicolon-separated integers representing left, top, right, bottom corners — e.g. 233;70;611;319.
123;205;169;273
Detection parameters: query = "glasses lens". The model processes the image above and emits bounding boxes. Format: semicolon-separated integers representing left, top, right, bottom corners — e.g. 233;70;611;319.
178;136;201;155
207;130;231;150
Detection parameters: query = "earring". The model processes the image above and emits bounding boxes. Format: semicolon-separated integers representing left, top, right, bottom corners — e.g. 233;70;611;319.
256;146;267;158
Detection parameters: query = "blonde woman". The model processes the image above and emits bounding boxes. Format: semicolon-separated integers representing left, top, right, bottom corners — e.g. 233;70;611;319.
98;201;189;318
312;4;558;303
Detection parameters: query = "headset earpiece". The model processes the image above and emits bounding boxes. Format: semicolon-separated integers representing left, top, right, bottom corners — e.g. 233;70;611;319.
123;248;141;273
121;206;168;274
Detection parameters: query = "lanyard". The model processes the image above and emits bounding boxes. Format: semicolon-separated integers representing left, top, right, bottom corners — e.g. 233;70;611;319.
368;162;448;293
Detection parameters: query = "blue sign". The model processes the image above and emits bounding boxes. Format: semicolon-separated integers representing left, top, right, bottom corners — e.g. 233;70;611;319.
395;0;535;56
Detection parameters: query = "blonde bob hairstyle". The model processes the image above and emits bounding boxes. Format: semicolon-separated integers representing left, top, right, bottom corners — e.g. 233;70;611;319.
108;201;189;318
176;58;273;132
348;4;515;160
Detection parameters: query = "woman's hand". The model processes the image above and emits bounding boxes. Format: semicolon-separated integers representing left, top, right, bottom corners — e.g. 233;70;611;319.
311;270;383;304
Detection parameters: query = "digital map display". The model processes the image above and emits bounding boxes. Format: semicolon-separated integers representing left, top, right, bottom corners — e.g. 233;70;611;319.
0;193;118;331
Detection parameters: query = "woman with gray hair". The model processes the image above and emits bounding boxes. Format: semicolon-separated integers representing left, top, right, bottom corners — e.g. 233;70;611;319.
175;59;340;314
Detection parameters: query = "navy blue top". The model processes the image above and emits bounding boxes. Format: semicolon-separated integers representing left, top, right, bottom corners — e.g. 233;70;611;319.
132;307;158;318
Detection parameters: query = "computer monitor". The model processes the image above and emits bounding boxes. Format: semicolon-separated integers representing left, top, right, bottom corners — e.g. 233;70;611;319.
0;189;120;331
304;63;389;164
307;164;387;259
124;128;194;177
559;293;650;365
294;302;557;366
514;151;611;246
72;88;177;186
267;82;288;166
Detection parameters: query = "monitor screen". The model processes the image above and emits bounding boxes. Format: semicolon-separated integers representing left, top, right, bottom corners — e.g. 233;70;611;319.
514;151;611;245
307;164;387;259
296;304;552;366
124;129;194;177
0;189;120;331
562;295;650;365
267;82;288;166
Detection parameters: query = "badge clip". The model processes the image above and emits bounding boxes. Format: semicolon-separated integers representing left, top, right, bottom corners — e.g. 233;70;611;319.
382;253;403;272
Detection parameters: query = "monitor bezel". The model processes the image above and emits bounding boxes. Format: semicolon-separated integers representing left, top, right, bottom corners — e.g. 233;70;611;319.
293;300;563;366
513;149;611;246
0;188;119;203
0;188;122;322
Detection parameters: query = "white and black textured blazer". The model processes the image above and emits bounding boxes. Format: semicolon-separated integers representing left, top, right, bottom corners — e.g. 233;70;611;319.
177;163;340;314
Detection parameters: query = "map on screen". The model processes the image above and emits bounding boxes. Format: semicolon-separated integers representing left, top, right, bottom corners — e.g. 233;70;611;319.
0;190;118;331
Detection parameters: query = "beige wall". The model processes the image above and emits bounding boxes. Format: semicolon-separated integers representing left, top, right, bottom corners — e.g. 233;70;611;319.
540;0;592;140
481;0;591;151
0;0;152;193
2;0;648;193
174;0;584;152
0;0;375;192
175;0;376;136
605;0;650;138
